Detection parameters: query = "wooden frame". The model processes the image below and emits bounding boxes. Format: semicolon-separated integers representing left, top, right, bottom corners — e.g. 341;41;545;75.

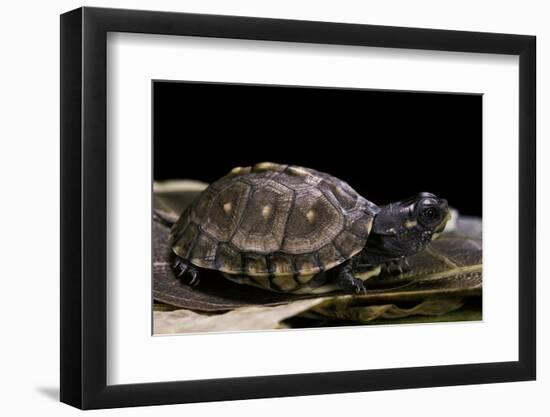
60;6;536;409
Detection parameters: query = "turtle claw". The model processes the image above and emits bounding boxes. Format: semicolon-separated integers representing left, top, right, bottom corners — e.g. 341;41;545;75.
347;278;367;294
173;258;188;276
187;269;200;287
336;264;368;295
382;259;409;276
354;280;367;294
173;258;200;287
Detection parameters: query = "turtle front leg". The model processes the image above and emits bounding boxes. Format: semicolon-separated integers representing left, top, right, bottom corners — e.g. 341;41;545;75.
173;257;200;287
381;258;411;276
335;263;367;294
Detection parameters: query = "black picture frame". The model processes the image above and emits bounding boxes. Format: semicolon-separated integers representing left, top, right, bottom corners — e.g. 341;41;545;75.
60;6;536;410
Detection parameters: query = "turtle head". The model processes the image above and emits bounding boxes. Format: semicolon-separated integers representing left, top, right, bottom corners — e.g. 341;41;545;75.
368;192;451;259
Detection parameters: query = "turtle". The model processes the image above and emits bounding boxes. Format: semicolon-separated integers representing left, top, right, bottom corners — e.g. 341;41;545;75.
170;162;450;294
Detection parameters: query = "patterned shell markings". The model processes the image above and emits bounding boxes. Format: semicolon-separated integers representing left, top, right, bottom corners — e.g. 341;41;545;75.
170;163;378;281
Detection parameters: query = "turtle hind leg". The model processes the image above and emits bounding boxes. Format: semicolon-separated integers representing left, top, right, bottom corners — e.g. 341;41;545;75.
335;263;367;294
173;257;200;287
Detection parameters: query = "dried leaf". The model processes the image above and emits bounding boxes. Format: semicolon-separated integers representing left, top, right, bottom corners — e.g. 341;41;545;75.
308;298;465;323
154;298;327;334
153;180;207;223
152;181;482;326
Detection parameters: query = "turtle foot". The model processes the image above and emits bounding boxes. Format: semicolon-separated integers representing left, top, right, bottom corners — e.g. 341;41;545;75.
381;258;410;276
336;264;367;294
173;258;200;287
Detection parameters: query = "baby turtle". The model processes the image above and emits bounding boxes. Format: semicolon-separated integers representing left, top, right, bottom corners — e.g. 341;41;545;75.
170;162;450;294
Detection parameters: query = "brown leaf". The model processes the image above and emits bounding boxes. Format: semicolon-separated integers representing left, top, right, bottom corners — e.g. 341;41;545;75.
153;181;482;316
153;298;327;334
307;298;465;323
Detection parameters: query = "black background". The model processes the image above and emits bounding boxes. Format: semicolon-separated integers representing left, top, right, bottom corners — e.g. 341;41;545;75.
154;81;482;216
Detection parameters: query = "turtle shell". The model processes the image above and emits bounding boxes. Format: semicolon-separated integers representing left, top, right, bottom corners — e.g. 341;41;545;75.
170;162;379;291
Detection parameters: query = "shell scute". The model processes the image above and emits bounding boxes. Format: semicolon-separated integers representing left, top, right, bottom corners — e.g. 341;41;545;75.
201;181;250;241
242;253;268;276
172;222;199;260
281;188;344;254
230;180;293;254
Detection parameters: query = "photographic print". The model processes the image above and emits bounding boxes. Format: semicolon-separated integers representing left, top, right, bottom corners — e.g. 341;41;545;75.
60;8;535;407
152;81;482;335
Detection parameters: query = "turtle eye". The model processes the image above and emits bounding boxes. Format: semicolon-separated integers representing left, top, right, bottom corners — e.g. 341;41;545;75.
421;207;438;220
